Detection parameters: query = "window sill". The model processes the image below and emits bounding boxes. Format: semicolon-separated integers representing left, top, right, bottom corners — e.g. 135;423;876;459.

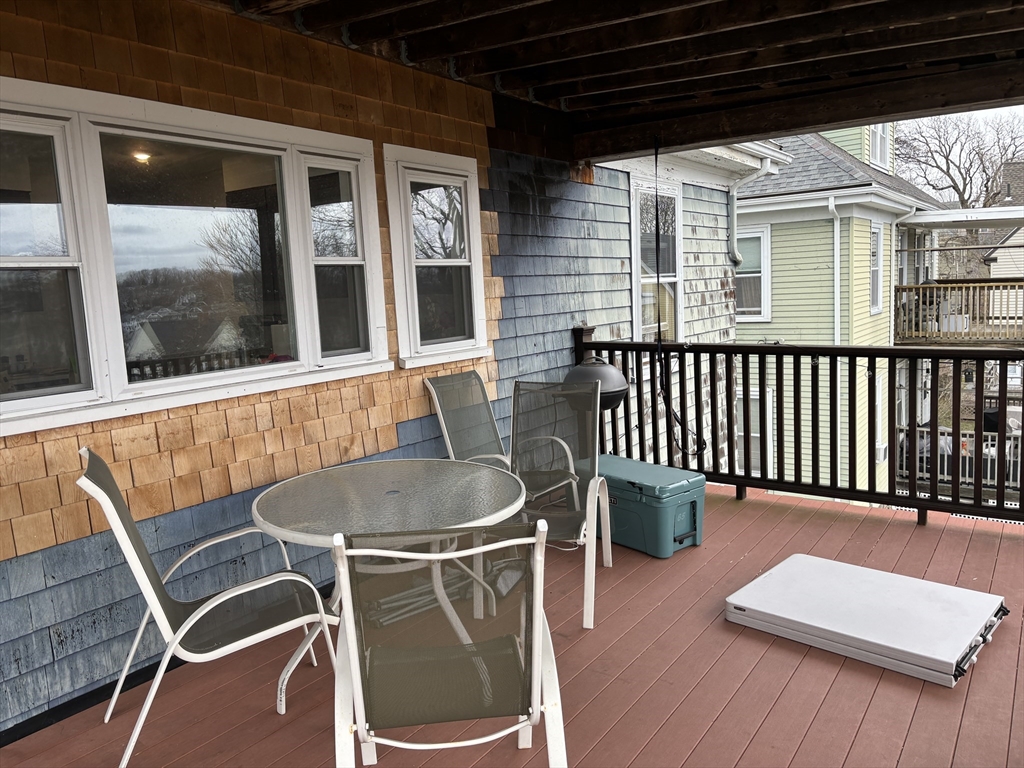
0;357;395;437
737;315;771;323
398;345;492;370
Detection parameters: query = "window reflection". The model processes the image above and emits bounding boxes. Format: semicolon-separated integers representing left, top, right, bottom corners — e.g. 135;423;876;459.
100;134;295;381
416;265;471;344
0;131;68;258
411;181;465;260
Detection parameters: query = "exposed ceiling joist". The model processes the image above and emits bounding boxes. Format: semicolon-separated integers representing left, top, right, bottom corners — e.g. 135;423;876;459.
225;0;1024;162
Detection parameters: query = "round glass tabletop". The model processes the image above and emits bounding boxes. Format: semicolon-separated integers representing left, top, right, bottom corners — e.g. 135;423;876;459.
251;459;526;548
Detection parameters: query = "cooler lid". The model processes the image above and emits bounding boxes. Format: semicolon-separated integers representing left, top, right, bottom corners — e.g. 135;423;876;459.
599;454;706;498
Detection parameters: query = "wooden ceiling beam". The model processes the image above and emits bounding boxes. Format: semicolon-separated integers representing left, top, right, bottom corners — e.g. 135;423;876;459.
572;60;1024;160
401;0;713;63
559;26;1024;111
536;9;1024;102
334;1;549;44
490;0;1020;89
453;0;883;75
239;0;316;13
292;0;437;31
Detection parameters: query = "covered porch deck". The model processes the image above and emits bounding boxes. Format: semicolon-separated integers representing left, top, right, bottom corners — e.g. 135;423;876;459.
3;485;1021;768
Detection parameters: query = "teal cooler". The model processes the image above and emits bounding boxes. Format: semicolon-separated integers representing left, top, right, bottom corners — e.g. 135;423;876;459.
598;454;705;558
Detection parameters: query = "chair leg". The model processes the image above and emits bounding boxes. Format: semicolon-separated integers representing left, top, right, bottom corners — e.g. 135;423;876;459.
106;607;151;723
598;479;613;568
118;643;176;768
278;623;323;714
540;616;568;768
334;623;358;768
360;742;378;766
518;716;532;749
582;487;598;629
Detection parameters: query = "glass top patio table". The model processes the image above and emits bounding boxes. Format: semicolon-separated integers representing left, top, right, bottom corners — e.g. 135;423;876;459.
251;458;526;547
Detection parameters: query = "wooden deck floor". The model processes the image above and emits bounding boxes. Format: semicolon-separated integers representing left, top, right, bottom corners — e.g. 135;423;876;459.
4;486;1022;768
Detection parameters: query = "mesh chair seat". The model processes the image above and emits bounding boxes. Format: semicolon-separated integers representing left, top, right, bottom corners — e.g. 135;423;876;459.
521;468;578;501
425;371;509;466
366;634;527;729
177;576;326;656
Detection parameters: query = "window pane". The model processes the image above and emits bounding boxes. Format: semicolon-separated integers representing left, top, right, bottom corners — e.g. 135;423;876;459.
0;269;90;400
416;265;471;344
315;265;368;356
99;134;295;381
638;191;676;277
0;130;68;257
736;274;762;314
737;236;761;273
308;167;357;259
641;282;676;341
410;180;465;261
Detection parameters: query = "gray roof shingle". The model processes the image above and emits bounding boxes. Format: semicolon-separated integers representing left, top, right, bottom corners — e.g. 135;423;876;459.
740;133;941;208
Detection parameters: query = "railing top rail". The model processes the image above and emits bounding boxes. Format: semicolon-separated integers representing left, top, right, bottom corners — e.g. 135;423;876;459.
580;340;1024;360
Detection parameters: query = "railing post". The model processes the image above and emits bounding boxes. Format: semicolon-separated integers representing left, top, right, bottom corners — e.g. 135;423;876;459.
917;508;928;525
572;325;595;365
736;485;747;501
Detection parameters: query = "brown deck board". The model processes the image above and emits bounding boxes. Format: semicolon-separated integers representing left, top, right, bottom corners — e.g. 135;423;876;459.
3;487;1020;768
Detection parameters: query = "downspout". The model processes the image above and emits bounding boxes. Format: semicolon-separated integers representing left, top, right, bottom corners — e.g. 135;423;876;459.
728;158;773;265
828;197;842;499
828;197;841;345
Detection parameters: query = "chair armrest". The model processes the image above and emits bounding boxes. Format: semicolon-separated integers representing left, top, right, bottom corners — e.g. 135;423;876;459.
519;436;576;475
160;527;290;583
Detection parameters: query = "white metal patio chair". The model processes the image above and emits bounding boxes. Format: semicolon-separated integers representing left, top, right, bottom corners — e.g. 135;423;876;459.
511;380;612;629
76;447;337;768
332;520;567;768
426;370;579;503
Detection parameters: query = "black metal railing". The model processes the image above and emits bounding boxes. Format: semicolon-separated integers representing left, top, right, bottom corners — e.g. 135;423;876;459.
574;328;1023;523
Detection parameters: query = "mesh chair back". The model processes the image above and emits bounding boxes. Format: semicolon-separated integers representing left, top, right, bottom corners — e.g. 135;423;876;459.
338;523;542;731
511;380;601;510
425;371;506;466
77;448;185;641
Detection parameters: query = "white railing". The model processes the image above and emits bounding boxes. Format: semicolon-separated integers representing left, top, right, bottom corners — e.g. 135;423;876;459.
895;426;1022;490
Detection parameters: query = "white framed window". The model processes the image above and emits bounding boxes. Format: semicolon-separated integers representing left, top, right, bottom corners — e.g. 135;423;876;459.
869;123;889;169
0;77;388;432
736;225;771;322
383;144;488;369
633;183;681;342
869;224;883;314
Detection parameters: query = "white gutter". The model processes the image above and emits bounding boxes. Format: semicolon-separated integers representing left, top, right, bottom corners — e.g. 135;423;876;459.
828;197;841;345
729;158;774;265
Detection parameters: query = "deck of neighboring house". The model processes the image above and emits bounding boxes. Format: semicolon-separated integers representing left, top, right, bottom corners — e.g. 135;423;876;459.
3;485;1021;768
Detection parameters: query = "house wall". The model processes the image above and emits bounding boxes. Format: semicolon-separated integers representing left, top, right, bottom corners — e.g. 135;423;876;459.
821;127;866;161
682;184;734;344
991;227;1024;279
0;0;627;730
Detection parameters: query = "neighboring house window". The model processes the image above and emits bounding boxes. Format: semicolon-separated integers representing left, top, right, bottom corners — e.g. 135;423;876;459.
870;124;889;168
736;226;770;321
0;119;92;402
870;224;883;314
0;80;388;427
383;145;487;369
635;187;680;341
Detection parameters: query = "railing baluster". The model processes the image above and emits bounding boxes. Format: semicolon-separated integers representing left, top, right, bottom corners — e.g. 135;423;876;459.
694;353;705;474
665;347;677;468
793;354;802;485
725;353;736;477
775;354;785;484
811;355;820;487
742;353;752;481
829;355;838;490
679;350;690;471
848;354;857;490
996;359;1009;511
709;353;720;474
635;349;647;462
622;352;633;459
868;357;877;495
888;356;898;500
908;357;919;503
758;353;768;481
951;358;962;506
929;357;940;503
649;350;660;466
